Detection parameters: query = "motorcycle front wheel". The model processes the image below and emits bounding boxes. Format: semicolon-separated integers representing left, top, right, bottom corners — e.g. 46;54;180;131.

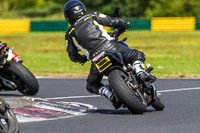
1;61;39;95
0;98;19;133
151;94;165;111
108;69;147;114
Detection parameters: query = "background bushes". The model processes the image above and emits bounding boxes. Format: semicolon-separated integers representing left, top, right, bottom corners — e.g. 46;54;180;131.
0;0;200;19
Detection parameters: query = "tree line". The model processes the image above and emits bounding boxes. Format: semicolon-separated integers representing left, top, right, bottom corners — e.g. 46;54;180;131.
0;0;200;19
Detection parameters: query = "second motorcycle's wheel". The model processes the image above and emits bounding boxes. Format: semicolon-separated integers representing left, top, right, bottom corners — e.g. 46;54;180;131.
1;61;39;95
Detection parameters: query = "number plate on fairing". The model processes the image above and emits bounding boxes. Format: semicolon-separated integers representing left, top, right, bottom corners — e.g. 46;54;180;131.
96;56;112;73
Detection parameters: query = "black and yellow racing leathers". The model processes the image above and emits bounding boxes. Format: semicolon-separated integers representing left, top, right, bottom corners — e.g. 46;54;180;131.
65;12;145;94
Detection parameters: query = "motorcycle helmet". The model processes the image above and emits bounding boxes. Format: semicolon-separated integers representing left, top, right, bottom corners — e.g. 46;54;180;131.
64;0;86;25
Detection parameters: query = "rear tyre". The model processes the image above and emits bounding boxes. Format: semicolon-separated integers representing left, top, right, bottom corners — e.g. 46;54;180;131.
151;95;165;111
108;69;147;114
2;61;39;95
0;98;19;133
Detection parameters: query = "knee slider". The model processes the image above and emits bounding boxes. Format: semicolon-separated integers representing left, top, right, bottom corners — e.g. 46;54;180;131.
86;83;94;94
86;82;100;94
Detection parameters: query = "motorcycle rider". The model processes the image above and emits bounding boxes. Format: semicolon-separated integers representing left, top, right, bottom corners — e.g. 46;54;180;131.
64;0;156;109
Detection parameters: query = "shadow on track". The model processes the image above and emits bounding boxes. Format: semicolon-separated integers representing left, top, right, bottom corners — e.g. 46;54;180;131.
0;94;23;97
91;108;155;115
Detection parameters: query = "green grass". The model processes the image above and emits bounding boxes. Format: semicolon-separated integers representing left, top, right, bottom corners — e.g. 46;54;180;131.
0;31;200;78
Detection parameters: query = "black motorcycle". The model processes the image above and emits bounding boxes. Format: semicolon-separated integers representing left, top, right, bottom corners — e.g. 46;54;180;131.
0;97;19;133
0;42;39;95
92;8;164;114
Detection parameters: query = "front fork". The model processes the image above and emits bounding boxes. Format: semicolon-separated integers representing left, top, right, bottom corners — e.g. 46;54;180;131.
151;83;157;99
144;82;159;105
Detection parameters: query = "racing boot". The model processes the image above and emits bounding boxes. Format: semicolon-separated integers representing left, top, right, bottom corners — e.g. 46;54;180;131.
98;86;122;109
133;61;156;83
144;63;154;73
110;94;122;109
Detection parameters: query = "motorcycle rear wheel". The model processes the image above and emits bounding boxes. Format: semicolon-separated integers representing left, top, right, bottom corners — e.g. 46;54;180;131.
1;61;39;95
108;69;147;114
0;98;19;133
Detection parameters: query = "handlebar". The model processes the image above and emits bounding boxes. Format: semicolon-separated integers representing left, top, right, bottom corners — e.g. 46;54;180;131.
109;22;131;41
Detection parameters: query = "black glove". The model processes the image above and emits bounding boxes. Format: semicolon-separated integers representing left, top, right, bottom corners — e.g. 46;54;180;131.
119;22;130;33
79;55;88;65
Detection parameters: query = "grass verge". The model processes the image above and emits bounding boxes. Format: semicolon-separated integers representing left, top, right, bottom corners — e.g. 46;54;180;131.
0;31;200;78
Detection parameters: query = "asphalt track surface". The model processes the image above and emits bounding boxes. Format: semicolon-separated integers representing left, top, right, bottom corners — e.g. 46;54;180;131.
2;78;200;133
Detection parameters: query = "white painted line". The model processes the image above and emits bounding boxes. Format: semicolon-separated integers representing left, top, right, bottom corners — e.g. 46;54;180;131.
45;87;200;100
158;87;200;93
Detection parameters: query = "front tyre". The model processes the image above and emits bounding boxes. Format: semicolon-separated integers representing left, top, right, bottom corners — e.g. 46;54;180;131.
151;94;165;111
2;61;39;95
108;69;147;114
